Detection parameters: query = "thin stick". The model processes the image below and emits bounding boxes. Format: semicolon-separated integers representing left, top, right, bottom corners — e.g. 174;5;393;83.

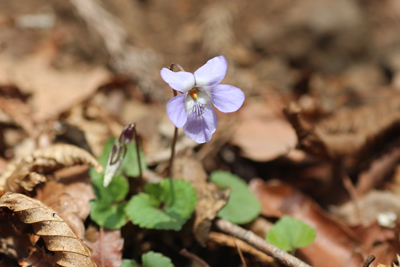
180;248;210;267
133;126;143;180
233;237;247;267
215;219;312;267
208;232;275;265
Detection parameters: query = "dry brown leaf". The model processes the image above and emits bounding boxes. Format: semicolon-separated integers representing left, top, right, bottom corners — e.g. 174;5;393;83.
357;146;400;195
35;180;95;239
331;190;400;227
173;152;229;246
359;223;400;266
249;178;364;267
286;92;400;159
1;144;102;193
0;47;110;121
19;250;52;267
0;97;38;138
0;192;96;267
232;96;297;161
84;228;123;267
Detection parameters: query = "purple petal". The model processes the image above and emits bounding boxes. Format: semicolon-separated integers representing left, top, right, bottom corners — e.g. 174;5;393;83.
194;56;227;87
208;84;245;113
167;94;188;128
161;68;195;93
183;104;217;143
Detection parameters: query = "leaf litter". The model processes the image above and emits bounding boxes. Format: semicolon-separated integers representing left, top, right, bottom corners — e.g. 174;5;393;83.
2;0;400;266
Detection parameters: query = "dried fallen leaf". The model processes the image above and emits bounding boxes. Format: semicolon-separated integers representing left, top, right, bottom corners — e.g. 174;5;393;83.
173;152;229;246
0;48;111;121
249;178;364;267
331;190;400;227
1;144;102;193
0;97;38;138
36;180;95;239
0;192;96;267
19;250;52;267
84;228;123;267
232;96;297;162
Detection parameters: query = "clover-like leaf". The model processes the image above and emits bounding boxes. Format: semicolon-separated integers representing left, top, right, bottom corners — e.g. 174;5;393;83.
210;170;261;224
125;179;197;231
121;259;139;267
91;175;129;204
90;200;127;230
266;216;316;252
142;251;174;267
89;137;147;181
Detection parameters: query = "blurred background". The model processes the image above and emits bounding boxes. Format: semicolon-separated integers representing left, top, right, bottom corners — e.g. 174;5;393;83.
2;0;400;266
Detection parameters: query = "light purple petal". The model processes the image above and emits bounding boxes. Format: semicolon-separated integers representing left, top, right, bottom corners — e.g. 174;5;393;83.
194;56;227;87
166;94;187;128
183;104;217;143
208;84;245;113
161;68;195;93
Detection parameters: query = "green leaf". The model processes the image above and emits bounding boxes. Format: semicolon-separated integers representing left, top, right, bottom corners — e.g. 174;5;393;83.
121;259;139;267
89;137;147;180
266;216;316;252
91;175;129;203
125;179;197;231
123;141;147;177
210;171;261;224
89;200;127;230
142;251;174;267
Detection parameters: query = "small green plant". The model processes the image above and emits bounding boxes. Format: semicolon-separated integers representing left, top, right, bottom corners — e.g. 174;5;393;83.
89;174;129;230
210;170;261;224
121;251;174;267
90;136;197;232
125;179;198;231
89;136;147;230
266;216;316;252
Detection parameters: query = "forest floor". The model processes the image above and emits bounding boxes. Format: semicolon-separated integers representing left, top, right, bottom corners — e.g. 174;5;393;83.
1;0;400;266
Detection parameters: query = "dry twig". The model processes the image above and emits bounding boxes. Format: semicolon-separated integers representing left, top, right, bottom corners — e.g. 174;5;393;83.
215;219;312;267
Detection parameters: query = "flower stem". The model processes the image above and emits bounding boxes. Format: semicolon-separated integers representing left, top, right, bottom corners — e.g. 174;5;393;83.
133;125;143;181
167;63;180;178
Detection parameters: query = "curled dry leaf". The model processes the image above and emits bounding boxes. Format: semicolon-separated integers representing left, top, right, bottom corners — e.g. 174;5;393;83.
173;152;229;246
1;144;102;193
0;192;96;267
249;178;364;267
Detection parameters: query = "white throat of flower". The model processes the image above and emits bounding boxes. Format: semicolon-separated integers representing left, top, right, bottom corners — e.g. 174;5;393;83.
185;88;211;117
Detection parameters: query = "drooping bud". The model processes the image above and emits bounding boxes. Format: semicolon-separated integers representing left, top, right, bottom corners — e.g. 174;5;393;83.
104;123;135;187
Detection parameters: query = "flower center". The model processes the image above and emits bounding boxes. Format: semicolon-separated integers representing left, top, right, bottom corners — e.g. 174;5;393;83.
185;89;211;118
189;88;198;100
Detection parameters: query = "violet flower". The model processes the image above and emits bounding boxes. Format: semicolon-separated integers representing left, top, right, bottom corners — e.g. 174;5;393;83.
161;56;245;143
